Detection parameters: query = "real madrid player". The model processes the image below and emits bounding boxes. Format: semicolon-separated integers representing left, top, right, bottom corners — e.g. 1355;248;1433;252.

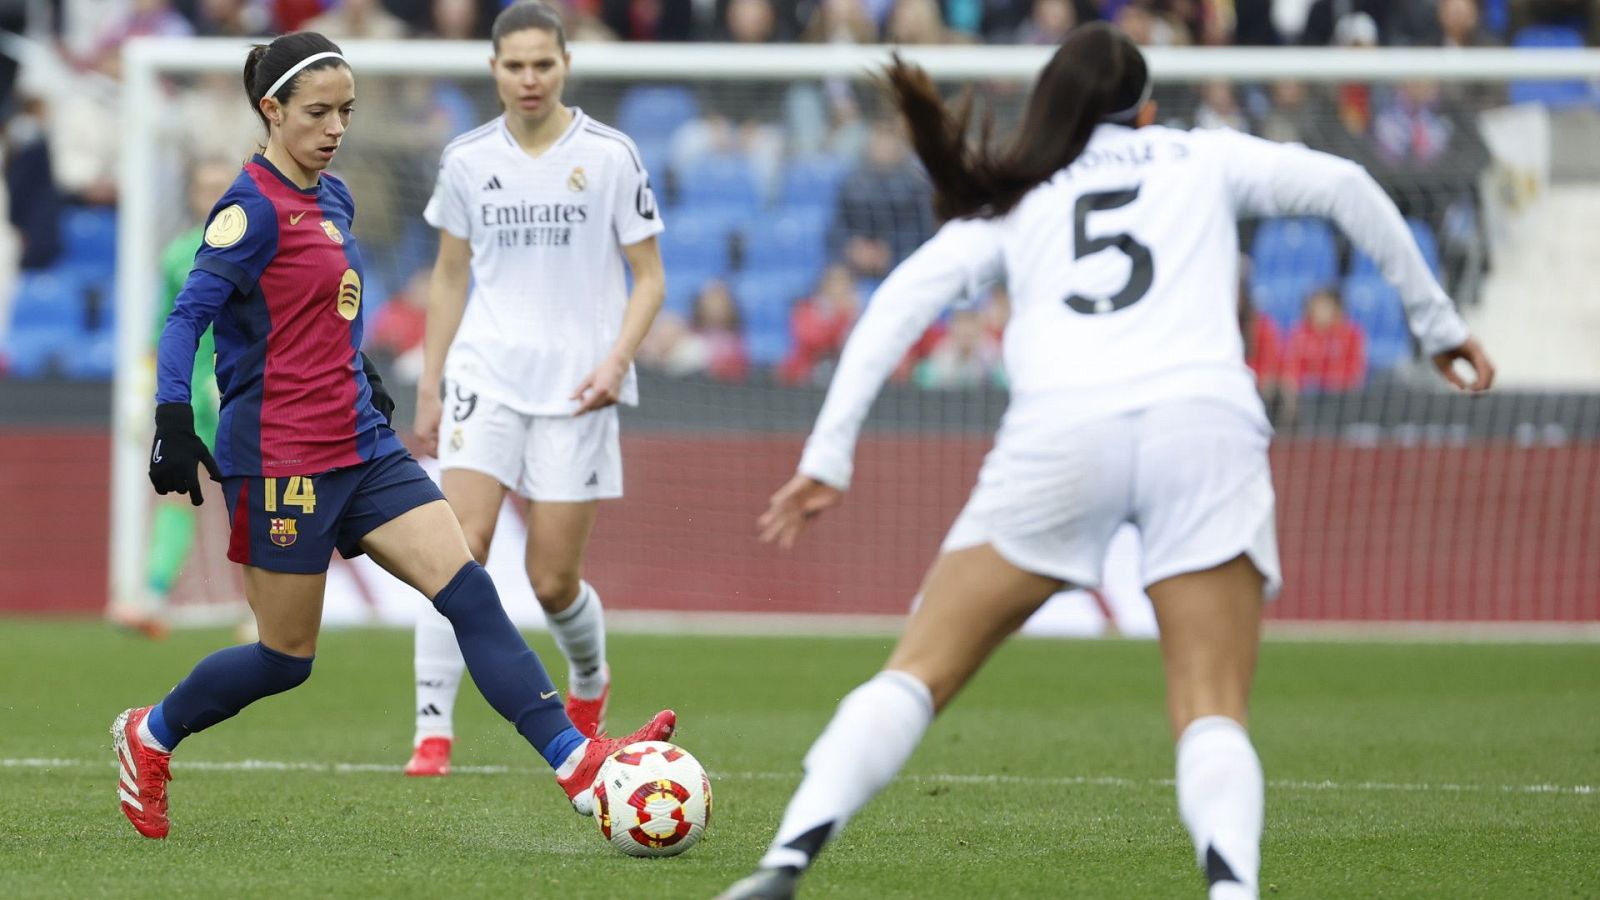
720;25;1494;900
113;31;675;841
407;1;666;775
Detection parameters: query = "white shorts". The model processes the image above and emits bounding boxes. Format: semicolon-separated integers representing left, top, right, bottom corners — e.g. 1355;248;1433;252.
437;379;623;502
942;401;1282;596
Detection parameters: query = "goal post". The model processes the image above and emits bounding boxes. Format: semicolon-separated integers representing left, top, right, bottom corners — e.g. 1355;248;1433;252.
113;38;1600;626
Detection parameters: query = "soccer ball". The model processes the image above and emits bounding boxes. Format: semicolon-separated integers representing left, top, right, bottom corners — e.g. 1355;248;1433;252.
592;741;712;857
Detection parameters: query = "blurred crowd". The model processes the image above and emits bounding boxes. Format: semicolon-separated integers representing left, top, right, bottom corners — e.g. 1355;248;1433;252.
0;0;1590;393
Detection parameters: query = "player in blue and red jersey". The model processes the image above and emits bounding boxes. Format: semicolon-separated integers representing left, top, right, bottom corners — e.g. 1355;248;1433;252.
112;31;675;841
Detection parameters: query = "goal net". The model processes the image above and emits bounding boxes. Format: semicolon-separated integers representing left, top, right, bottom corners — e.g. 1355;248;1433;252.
113;40;1600;631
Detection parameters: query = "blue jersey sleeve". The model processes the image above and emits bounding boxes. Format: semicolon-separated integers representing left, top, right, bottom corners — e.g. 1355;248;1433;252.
155;269;234;404
191;186;279;295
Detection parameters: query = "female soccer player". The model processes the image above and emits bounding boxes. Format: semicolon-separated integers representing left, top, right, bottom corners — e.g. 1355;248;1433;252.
406;0;666;775
114;30;675;841
719;25;1494;900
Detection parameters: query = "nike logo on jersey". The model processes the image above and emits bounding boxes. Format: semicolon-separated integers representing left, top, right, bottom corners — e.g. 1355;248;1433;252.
484;175;503;191
289;211;307;225
540;690;558;700
151;440;163;464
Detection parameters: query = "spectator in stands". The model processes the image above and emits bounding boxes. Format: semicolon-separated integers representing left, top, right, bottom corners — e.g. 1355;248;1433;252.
716;0;793;40
915;308;1002;389
800;0;880;42
1284;287;1367;394
92;0;194;61
1011;0;1076;44
3;93;62;272
779;264;861;386
1114;1;1192;45
1194;80;1248;130
650;280;752;381
886;0;967;43
829;118;935;280
1237;259;1295;422
1439;0;1499;45
603;0;695;40
424;0;486;38
368;269;431;384
1299;0;1381;45
304;0;411;38
193;0;273;36
172;72;262;166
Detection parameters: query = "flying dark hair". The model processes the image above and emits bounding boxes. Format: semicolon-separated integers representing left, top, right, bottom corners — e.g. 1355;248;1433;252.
492;1;568;54
885;22;1150;220
242;32;348;132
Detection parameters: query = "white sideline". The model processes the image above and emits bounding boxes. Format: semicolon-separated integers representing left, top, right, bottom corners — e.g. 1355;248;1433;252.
4;757;1593;796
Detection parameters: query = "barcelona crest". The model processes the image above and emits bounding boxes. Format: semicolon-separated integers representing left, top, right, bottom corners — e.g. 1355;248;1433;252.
321;220;345;244
269;517;298;548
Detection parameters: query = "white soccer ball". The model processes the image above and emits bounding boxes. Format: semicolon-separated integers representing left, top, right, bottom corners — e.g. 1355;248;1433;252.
592;740;712;857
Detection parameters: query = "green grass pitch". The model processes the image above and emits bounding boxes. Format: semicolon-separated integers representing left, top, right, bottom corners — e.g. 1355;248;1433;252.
2;621;1597;898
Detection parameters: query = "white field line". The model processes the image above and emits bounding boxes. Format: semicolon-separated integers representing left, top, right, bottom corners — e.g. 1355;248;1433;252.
3;757;1594;796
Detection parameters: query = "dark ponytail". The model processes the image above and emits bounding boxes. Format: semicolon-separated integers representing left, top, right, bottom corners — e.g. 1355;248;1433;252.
886;22;1150;220
242;31;347;131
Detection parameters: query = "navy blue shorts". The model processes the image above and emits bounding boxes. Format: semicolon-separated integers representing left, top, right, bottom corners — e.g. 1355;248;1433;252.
223;449;445;574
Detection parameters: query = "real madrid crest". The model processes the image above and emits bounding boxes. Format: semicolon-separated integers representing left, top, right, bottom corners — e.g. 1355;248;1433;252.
204;204;248;248
321;219;345;244
567;167;587;193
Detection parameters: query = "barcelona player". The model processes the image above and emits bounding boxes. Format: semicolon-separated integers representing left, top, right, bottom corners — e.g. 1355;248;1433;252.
113;31;675;841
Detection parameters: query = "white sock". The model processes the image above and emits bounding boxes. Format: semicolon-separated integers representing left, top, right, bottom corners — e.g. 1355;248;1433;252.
1176;716;1264;900
413;600;466;744
137;716;170;754
759;670;934;871
545;581;608;700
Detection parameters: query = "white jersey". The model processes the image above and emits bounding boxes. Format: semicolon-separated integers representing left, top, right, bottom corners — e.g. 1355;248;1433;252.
800;124;1470;489
424;109;664;414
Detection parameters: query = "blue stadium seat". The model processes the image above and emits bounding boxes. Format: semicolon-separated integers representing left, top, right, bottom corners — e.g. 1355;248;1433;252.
615;85;700;146
60;206;117;268
63;328;116;380
742;207;830;274
5;325;75;379
1342;275;1412;371
664;266;722;319
1351;218;1441;278
745;325;793;368
1510;26;1594;108
676;154;764;213
659;212;735;274
1251;218;1338;284
1250;275;1316;332
10;271;83;331
779;155;848;214
732;269;813;333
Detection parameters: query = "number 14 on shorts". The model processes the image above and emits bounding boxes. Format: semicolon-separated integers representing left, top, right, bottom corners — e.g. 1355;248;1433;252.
263;476;318;514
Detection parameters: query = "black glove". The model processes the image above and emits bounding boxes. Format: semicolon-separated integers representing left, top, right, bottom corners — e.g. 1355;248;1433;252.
149;402;222;506
361;352;395;426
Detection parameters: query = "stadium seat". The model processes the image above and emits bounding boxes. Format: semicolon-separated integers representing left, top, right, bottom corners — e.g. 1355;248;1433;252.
663;266;722;319
745;324;793;369
742;207;830;274
4;325;75;379
1351;218;1441;278
675;154;765;213
10;271;83;332
1250;218;1339;285
1342;275;1412;371
615;85;700;145
63;328;117;381
1250;275;1317;332
60;206;117;268
732;268;813;333
778;155;848;214
1510;26;1594;108
659;212;736;274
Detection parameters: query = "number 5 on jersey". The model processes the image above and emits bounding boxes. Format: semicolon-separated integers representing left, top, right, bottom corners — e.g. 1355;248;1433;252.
263;476;318;514
1065;186;1154;315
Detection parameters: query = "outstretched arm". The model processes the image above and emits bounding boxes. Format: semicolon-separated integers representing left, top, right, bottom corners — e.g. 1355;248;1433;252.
1215;130;1493;391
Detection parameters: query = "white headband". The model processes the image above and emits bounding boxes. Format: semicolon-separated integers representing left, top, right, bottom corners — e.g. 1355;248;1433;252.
1103;77;1154;124
264;51;346;104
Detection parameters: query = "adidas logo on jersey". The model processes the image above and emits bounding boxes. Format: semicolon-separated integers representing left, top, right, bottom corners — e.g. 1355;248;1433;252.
483;175;503;191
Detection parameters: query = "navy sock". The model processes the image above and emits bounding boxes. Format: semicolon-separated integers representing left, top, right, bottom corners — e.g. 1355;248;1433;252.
432;562;583;768
154;642;314;750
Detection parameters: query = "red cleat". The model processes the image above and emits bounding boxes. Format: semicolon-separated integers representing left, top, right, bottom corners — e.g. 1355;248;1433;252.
556;708;676;815
404;737;453;777
111;707;171;839
565;675;610;740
